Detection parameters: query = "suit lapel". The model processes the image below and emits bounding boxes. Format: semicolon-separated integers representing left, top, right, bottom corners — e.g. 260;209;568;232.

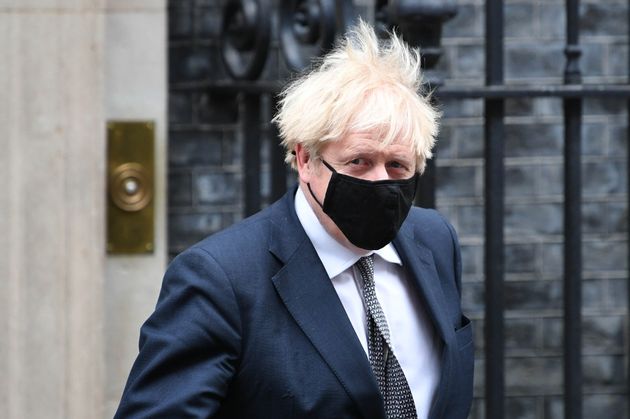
268;190;385;419
393;223;455;419
393;226;451;345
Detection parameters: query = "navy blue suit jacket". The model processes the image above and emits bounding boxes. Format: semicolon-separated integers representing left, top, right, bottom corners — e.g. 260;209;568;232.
115;187;474;418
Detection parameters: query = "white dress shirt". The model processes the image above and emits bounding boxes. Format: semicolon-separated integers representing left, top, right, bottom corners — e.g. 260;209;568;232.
294;188;441;418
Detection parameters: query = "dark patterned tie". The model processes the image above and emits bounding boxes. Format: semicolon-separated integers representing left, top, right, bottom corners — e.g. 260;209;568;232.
356;255;418;419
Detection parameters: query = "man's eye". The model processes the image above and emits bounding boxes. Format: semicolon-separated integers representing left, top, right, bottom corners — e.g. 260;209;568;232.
389;161;404;169
349;158;365;165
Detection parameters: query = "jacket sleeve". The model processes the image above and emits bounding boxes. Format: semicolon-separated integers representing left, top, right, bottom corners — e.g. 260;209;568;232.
114;247;242;418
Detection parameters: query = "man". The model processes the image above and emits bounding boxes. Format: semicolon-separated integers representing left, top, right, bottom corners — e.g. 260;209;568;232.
115;21;473;419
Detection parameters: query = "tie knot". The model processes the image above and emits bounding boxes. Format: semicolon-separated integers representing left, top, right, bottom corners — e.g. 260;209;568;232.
356;255;375;284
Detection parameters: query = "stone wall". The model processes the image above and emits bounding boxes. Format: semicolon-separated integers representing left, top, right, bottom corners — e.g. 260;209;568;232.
167;1;628;417
1;2;168;418
1;2;107;418
103;2;168;417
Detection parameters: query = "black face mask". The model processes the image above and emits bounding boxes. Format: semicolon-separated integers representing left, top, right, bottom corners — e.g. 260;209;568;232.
307;160;418;250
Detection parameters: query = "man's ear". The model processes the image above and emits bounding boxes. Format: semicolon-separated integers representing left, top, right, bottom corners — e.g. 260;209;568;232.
295;144;312;184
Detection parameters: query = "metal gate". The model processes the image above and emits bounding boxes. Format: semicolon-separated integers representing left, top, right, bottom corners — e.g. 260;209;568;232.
206;0;630;417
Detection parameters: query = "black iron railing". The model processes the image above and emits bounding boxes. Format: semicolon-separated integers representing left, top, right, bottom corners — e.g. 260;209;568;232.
484;1;506;417
563;2;583;418
210;1;630;418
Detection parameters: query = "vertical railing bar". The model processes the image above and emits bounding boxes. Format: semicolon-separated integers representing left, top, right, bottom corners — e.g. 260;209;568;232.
484;0;505;418
484;104;505;418
626;0;630;413
269;94;288;201
415;158;436;208
562;98;583;419
563;0;583;418
243;93;262;216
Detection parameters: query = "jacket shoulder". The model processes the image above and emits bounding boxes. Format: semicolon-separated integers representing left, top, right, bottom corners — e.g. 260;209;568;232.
405;207;457;241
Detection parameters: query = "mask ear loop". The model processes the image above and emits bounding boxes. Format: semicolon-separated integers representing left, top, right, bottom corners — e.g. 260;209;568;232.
305;158;335;209
307;183;324;208
292;147;336;208
319;159;337;173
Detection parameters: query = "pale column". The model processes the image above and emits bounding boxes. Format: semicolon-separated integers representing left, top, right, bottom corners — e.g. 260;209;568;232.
0;1;106;418
103;1;167;417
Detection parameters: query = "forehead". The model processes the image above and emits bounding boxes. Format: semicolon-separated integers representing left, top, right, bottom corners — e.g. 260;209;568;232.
325;131;414;156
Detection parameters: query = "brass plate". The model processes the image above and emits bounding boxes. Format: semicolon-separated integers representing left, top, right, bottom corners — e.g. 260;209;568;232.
107;121;155;254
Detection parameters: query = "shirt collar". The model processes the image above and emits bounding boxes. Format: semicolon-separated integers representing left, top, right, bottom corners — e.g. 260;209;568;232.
294;187;402;279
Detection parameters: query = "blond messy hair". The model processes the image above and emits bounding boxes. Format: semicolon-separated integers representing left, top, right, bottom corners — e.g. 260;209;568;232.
273;20;439;174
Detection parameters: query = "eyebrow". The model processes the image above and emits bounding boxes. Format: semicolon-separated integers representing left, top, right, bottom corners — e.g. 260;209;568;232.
339;148;414;166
